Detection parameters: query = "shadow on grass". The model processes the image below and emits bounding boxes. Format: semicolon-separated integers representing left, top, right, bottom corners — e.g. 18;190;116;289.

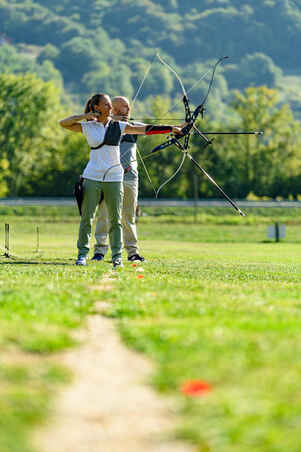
0;258;74;266
261;240;285;244
0;258;113;266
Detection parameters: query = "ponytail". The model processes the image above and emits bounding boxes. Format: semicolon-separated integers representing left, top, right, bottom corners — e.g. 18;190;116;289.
84;93;106;113
84;99;92;114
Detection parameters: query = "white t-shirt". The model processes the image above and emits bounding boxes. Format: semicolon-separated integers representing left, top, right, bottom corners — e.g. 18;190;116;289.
81;120;127;182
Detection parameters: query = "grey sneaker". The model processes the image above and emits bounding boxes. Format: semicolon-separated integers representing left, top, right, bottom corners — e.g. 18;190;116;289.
76;255;87;266
91;253;104;261
112;257;123;269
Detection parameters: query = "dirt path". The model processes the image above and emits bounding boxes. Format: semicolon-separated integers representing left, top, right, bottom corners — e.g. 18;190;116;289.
35;309;194;452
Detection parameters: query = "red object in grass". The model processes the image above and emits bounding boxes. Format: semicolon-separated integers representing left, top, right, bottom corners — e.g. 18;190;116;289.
132;263;137;267
180;380;212;397
137;274;144;279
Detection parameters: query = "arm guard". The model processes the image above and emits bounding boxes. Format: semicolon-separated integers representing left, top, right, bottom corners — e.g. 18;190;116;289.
145;125;173;135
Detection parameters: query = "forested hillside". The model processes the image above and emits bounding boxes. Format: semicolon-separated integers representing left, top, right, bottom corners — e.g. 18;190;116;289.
1;0;301;200
1;0;301;115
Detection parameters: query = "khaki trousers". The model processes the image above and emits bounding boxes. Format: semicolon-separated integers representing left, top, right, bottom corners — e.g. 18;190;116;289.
77;178;123;259
94;179;139;258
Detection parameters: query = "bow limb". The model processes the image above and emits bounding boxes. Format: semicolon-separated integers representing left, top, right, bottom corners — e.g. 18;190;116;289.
130;54;160;197
167;66;219;114
157;53;188;99
136;144;158;197
198;56;229;111
140;137;188;197
175;57;229;145
157;53;192;123
131;53;188;197
132;53;157;109
148;54;192;192
155;152;187;198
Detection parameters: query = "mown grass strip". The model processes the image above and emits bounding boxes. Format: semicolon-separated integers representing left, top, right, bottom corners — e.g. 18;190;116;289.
106;241;301;451
0;251;110;452
1;217;301;451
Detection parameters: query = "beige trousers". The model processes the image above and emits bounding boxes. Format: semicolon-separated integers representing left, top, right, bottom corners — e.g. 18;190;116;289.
94;179;139;257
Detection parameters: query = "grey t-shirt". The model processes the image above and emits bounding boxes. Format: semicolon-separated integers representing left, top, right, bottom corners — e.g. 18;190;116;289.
120;122;143;181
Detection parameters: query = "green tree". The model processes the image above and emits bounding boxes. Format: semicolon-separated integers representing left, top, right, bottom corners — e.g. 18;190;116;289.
0;73;65;195
83;63;134;99
0;44;62;86
30;132;89;196
226;53;282;91
180;86;301;201
230;86;301;199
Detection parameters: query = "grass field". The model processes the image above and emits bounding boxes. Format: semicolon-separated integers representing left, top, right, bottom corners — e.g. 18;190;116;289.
1;207;301;451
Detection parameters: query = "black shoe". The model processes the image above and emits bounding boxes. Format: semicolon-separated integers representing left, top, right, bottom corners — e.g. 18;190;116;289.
112;257;123;269
91;253;104;261
128;254;145;262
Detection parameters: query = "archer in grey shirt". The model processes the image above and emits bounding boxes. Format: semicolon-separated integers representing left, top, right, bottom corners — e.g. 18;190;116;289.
120;135;138;180
120;123;143;181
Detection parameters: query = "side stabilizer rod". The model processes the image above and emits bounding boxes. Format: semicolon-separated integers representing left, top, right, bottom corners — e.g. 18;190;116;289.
186;153;246;217
196;131;264;135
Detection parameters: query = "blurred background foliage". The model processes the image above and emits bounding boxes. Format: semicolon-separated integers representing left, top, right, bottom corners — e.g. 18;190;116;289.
0;0;301;199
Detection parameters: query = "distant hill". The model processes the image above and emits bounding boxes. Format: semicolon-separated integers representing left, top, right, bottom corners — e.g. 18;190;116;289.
1;0;301;116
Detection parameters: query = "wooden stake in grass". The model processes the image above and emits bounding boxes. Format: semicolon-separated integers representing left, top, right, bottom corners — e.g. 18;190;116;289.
4;223;10;258
36;226;40;253
275;222;280;243
193;174;198;224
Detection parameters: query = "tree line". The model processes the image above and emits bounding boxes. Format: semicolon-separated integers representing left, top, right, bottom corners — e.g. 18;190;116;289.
0;73;300;200
1;0;301;118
